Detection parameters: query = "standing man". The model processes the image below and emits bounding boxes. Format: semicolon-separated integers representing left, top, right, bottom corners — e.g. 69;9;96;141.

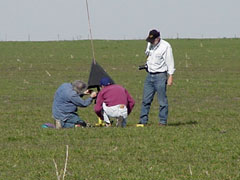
94;77;135;127
138;29;175;126
52;80;97;128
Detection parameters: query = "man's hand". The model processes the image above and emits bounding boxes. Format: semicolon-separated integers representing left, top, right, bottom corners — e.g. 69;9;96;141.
167;75;173;86
83;89;97;98
90;91;97;98
83;89;93;95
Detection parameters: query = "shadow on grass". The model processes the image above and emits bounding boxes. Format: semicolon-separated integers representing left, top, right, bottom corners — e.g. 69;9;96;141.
168;120;198;126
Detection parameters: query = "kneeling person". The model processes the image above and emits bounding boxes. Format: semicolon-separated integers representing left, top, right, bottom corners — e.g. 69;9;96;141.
52;80;97;128
94;77;135;127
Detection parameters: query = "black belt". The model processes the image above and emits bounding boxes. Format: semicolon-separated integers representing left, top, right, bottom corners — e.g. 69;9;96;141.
149;71;166;75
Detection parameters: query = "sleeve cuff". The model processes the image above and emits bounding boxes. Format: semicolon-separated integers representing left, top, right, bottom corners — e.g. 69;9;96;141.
168;69;175;75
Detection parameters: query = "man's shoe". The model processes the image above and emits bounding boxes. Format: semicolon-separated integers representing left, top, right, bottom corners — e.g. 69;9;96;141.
159;123;167;126
136;123;145;127
55;120;62;129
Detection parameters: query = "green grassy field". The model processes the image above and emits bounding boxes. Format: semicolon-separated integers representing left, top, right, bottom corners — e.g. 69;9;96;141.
0;39;240;180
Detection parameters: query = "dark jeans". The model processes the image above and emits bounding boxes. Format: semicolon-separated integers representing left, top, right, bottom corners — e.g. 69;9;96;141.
139;72;168;125
61;114;86;128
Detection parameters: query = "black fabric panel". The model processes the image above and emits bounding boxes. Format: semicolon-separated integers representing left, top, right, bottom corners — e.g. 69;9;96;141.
87;59;115;89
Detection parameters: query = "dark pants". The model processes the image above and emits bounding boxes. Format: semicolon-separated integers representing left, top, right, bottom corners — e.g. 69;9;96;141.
61;114;86;128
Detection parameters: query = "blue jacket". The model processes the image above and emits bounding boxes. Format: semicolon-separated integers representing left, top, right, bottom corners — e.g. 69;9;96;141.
52;83;93;121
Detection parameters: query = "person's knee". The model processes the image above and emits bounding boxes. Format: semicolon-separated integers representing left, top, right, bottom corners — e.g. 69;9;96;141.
160;102;168;108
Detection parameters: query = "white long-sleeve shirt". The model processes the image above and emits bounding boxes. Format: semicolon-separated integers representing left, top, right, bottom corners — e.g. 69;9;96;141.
146;39;175;75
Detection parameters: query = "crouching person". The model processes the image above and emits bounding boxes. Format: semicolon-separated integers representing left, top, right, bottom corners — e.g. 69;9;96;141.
94;77;135;127
52;80;97;128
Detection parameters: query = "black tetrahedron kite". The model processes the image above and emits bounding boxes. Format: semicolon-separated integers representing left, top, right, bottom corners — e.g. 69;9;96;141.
87;60;115;89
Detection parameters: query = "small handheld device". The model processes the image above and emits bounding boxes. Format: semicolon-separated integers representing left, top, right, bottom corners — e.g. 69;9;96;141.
138;64;148;70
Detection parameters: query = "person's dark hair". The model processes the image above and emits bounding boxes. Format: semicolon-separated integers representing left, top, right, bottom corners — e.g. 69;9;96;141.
72;80;87;94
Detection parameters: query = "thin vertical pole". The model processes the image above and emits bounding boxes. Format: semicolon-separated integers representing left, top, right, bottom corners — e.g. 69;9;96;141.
85;0;96;64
